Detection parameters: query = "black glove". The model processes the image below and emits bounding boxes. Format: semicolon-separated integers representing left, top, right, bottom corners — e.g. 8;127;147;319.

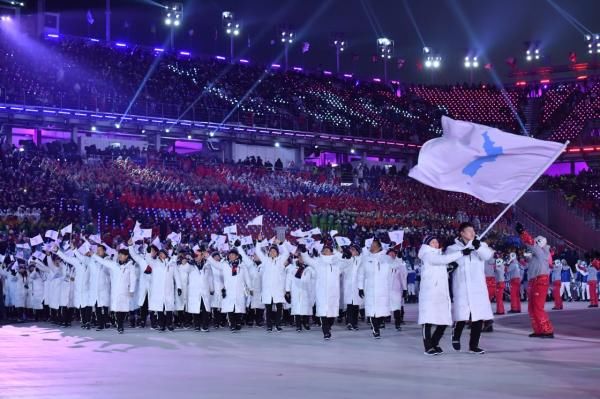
447;262;459;273
402;290;408;300
462;248;473;256
284;292;292;304
209;291;214;295
177;288;182;296
515;222;524;235
297;244;307;253
358;289;365;298
221;288;227;298
472;238;481;250
24;284;29;289
311;248;319;257
342;249;351;259
234;239;241;247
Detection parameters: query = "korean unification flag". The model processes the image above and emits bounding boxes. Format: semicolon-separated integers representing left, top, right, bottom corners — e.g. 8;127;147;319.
408;116;565;204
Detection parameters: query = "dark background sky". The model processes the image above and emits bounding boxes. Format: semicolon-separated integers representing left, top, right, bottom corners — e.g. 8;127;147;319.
9;0;600;84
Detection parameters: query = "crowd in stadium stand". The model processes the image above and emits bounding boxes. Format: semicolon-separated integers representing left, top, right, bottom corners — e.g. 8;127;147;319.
2;36;599;143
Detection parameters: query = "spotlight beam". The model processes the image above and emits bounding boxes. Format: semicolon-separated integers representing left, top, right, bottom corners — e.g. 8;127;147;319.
402;0;426;48
359;0;384;39
171;2;298;125
206;0;334;135
118;36;171;126
545;0;592;36
446;0;528;136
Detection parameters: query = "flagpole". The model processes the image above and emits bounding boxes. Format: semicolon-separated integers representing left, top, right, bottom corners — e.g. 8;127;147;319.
479;140;569;239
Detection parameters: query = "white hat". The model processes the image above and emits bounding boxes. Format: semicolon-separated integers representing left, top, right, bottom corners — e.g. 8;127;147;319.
534;236;547;248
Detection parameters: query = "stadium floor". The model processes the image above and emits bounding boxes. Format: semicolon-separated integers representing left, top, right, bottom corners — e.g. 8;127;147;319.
0;302;598;399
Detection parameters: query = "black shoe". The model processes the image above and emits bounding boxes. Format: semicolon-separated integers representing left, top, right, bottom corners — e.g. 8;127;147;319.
482;326;494;333
452;341;461;351
235;325;242;331
296;327;302;332
346;324;353;331
194;327;201;331
469;347;485;354
424;348;438;356
395;326;402;331
540;333;554;338
373;331;381;339
159;327;166;332
529;333;542;338
508;310;521;313
167;325;175;332
275;326;283;332
267;327;273;332
117;328;124;334
352;326;359;331
324;333;331;340
494;312;505;315
434;346;443;354
200;328;209;332
589;304;598;308
96;326;104;331
303;324;311;331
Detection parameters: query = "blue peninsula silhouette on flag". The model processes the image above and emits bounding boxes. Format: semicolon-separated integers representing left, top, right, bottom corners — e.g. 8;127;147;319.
462;132;504;177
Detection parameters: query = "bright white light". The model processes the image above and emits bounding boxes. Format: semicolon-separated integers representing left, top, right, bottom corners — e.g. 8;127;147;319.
187;134;192;139
425;60;432;68
91;126;96;131
165;18;172;25
432;59;440;68
423;47;430;53
274;142;280;147
226;28;231;34
115;123;121;129
234;29;239;36
173;20;180;27
378;37;391;46
526;55;532;61
472;61;479;67
209;132;215;137
350;148;355;154
464;61;471;68
586;34;592;41
165;128;170;133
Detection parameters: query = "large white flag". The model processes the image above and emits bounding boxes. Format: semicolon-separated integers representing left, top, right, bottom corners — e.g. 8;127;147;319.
408;116;565;204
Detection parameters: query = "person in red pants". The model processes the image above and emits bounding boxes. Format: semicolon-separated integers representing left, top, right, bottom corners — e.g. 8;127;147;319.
551;259;563;310
588;260;598;308
507;253;521;313
516;222;554;338
494;258;506;315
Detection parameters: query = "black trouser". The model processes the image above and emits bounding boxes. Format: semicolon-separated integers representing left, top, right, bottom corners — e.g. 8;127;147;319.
96;306;109;329
61;307;73;325
320;317;335;336
422;323;447;351
371;317;383;334
116;312;126;330
139;294;149;325
452;319;483;350
393;309;402;328
228;312;242;329
158;310;174;329
294;315;309;329
346;304;359;327
213;309;226;326
265;301;283;328
81;306;92;325
192;300;210;329
254;308;264;325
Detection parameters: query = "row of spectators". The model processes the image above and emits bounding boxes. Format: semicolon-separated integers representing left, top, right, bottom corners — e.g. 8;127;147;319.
3;36;598;143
